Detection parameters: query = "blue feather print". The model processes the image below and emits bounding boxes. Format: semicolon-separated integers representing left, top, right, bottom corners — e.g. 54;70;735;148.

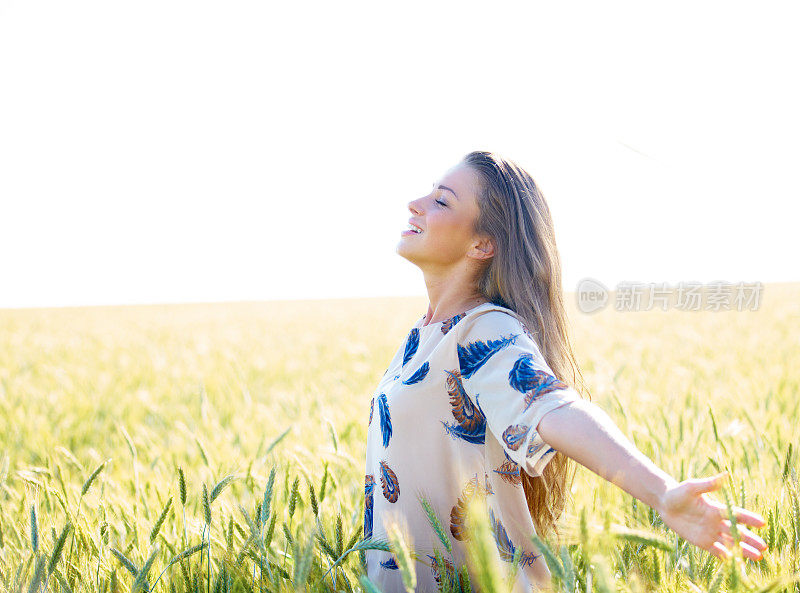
379;460;400;502
493;459;521;486
378;393;392;448
518;550;543;568
368;397;374;426
402;328;420;366
501;424;530;451
380;557;399;570
522;376;569;410
489;508;541;565
440;312;465;335
401;361;429;385
525;437;546;458
457;333;519;379
508;354;570;409
493;449;521;486
444;370;485;432
364;474;375;539
531;446;556;461
488;508;515;561
440;370;486;444
426;554;456;586
441;421;485;444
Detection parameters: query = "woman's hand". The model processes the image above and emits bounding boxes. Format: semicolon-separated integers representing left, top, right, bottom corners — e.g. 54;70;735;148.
657;471;767;561
536;403;768;561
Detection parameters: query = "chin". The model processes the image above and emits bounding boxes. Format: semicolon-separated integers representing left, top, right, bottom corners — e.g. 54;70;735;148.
395;241;420;265
395;242;411;260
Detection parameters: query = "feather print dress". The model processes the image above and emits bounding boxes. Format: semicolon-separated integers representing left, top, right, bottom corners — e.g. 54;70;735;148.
363;302;581;592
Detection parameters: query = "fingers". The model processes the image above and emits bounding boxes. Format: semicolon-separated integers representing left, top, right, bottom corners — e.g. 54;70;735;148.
718;507;767;528
739;541;765;561
732;507;767;527
718;532;734;545
719;521;767;554
711;541;732;560
711;538;764;561
713;528;767;561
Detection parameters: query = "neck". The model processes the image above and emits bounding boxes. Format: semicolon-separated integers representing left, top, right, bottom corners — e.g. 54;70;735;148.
421;265;488;326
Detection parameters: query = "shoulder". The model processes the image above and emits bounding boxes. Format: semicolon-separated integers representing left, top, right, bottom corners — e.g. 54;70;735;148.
454;303;529;341
454;303;550;372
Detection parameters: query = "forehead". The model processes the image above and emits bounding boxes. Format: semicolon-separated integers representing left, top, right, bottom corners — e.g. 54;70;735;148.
436;163;479;201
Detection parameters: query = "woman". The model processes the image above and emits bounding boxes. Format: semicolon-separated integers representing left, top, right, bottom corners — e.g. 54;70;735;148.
362;151;766;592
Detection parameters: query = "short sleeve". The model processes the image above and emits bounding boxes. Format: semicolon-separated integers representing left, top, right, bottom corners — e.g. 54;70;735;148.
455;310;581;478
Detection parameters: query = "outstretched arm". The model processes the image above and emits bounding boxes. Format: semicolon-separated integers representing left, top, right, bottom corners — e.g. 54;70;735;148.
536;399;767;561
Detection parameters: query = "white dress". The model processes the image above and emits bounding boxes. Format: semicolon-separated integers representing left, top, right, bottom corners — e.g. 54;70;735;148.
363;301;582;592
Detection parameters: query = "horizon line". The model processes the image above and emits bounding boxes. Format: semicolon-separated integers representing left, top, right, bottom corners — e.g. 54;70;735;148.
2;280;799;312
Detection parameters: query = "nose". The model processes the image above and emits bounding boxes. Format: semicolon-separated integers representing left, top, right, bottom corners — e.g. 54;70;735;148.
408;197;423;214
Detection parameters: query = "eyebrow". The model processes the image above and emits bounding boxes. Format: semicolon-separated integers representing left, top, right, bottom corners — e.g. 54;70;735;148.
432;183;459;200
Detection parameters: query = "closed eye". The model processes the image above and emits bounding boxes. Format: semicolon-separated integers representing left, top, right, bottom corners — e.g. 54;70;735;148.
431;183;449;207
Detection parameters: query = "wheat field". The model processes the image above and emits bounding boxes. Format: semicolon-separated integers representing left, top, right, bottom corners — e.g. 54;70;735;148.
0;284;798;592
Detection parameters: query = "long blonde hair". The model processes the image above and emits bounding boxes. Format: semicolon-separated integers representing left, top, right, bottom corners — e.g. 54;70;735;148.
462;150;592;540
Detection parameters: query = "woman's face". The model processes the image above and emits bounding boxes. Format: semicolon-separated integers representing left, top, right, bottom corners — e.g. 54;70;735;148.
396;162;493;269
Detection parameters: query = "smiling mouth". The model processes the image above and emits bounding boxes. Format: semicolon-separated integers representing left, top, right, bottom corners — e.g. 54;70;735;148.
405;223;423;234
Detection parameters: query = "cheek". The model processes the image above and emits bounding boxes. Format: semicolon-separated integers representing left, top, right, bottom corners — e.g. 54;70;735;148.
428;217;472;249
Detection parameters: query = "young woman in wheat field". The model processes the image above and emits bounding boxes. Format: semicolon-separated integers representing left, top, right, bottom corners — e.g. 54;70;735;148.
361;150;767;592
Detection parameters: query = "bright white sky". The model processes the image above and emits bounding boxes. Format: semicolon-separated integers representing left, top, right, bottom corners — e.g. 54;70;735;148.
1;1;797;309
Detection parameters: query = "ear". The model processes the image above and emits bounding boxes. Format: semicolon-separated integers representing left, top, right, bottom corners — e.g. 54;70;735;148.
470;235;495;261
